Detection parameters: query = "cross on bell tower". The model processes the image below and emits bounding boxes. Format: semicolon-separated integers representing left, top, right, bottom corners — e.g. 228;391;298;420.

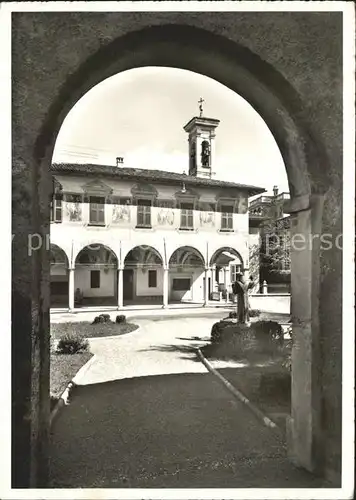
198;97;204;117
183;100;220;178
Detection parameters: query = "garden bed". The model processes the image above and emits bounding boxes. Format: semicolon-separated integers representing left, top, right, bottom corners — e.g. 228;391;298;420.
51;321;139;340
202;318;292;364
50;319;138;409
216;365;291;432
201;319;292;430
50;351;93;401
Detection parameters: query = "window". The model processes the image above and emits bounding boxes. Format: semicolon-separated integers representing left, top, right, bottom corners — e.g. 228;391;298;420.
231;264;242;283
172;278;191;291
221;205;233;230
137;199;152;227
148;270;157;288
180;202;194;229
89;196;105;225
51;195;62;223
90;270;100;289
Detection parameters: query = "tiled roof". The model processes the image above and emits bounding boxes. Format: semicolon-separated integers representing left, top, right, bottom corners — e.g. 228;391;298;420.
51;163;265;196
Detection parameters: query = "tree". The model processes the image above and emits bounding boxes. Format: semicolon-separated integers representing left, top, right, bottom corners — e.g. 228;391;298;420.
259;217;291;282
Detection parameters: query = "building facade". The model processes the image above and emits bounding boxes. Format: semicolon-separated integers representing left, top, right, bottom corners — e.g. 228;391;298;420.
50;113;265;310
249;186;291;292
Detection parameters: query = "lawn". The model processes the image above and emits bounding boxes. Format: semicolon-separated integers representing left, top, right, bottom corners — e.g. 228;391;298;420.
51;321;139;340
50;351;93;400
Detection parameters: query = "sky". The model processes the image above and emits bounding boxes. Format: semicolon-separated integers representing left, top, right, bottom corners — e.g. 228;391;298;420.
53;67;289;196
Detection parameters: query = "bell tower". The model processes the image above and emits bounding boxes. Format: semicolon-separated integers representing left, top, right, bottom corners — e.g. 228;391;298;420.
183;98;220;178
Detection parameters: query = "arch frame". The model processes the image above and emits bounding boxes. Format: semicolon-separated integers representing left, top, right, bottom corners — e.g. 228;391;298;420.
11;19;342;488
49;243;70;267
168;245;206;268
73;242;119;267
122;245;164;267
35;24;331;205
209;246;244;269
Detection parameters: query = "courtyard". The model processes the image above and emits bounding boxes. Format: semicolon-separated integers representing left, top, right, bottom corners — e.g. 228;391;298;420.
49;313;326;488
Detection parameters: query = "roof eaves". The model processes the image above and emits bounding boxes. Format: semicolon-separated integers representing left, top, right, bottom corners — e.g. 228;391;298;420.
51;163;265;194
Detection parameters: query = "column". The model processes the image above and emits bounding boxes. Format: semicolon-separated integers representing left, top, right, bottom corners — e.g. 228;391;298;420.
211;265;216;291
117;267;123;309
204;267;210;306
224;267;228;302
163;267;169;308
287;196;324;476
68;267;75;311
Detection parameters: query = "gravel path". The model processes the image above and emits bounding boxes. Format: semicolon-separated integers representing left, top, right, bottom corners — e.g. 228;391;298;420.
75;316;218;384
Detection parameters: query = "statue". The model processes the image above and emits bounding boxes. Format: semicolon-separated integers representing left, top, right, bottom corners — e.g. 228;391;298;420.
233;273;254;324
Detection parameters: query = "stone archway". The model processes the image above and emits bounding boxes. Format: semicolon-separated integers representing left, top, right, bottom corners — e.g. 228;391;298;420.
50;244;70;307
209;247;244;302
122;245;164;306
168;246;206;304
11;15;343;487
74;244;118;308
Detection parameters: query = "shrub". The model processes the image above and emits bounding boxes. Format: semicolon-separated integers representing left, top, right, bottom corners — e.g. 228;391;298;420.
252;320;284;344
92;314;112;325
116;315;126;324
56;332;89;354
209;320;286;361
211;320;232;343
249;309;261;318
211;320;250;345
228;311;237;319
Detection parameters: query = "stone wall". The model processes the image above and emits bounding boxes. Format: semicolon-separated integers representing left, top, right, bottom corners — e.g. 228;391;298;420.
249;294;291;315
12;11;343;486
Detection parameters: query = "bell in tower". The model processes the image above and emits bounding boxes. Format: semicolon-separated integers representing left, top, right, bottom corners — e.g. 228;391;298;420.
183;98;220;178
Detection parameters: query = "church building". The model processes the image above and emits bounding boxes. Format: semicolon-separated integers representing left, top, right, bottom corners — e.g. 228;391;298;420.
50;104;265;310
